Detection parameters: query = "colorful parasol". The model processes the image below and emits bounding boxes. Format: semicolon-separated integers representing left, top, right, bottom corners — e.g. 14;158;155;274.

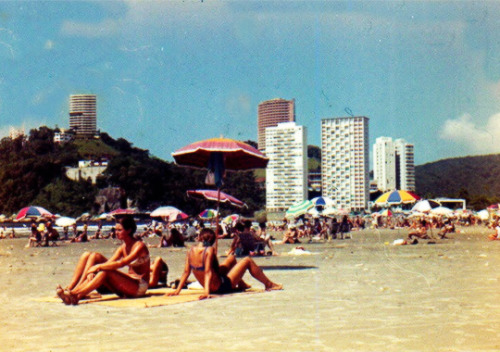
16;206;53;221
172;137;269;171
311;196;336;208
285;200;314;219
199;209;218;219
187;190;246;208
150;206;188;222
222;214;240;224
374;190;420;205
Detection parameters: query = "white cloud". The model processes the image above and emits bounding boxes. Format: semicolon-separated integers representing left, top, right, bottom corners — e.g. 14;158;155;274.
60;18;122;38
440;113;500;154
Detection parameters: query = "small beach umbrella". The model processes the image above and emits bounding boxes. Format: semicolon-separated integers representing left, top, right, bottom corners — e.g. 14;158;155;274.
311;196;336;208
375;190;420;205
380;209;392;217
15;206;53;221
222;214;240;224
321;207;339;216
109;208;136;216
55;216;76;227
199;209;218;219
411;200;440;212
187;189;246;208
430;206;453;216
150;206;188;222
285;200;314;219
477;209;489;221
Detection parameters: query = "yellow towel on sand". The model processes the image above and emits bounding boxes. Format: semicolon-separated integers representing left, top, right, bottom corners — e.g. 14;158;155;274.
35;287;264;308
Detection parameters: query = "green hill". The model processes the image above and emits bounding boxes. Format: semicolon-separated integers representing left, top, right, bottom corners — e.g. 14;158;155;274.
0;127;264;217
415;154;500;210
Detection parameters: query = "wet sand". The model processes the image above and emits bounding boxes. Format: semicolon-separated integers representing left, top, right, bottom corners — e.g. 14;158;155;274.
1;226;500;351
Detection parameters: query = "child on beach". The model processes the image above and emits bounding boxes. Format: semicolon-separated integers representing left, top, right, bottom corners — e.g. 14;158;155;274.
167;228;282;300
56;216;155;305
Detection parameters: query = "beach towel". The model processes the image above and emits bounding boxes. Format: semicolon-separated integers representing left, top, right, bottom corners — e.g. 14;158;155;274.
35;287;264;308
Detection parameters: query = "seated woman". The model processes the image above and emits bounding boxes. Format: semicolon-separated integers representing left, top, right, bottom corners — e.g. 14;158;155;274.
167;228;282;300
56;216;152;305
280;226;300;244
407;221;430;240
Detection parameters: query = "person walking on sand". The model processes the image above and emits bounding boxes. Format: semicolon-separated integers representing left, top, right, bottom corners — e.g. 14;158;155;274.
56;216;152;305
167;228;282;300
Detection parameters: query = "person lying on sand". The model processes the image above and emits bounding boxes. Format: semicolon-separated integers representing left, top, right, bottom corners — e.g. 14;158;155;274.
56;216;159;305
167;228;282;300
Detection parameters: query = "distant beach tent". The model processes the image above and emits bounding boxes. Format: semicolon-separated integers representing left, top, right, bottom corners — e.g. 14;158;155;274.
15;206;53;221
374;190;420;205
285;200;314;219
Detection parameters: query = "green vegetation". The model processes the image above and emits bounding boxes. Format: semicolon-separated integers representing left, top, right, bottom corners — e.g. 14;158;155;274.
0;127;265;217
415;154;500;210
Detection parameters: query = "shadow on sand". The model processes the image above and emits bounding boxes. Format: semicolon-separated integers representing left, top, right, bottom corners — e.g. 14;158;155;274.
259;265;318;271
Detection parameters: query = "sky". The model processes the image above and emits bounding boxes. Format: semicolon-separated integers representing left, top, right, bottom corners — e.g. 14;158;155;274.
0;1;499;166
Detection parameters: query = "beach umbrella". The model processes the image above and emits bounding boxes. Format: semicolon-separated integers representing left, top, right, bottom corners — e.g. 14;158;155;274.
336;208;349;216
109;208;136;216
186;189;247;208
477;209;489;221
55;216;76;227
15;206;53;221
172;137;269;172
311;196;336;208
150;206;188;222
222;214;240;224
199;209;218;219
321;207;339;216
380;209;392;217
307;207;321;218
285;200;314;219
411;200;440;212
375;190;420;205
173;137;268;241
430;206;453;216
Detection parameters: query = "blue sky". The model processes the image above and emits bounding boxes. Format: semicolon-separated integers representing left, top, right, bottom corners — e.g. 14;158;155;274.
0;1;499;166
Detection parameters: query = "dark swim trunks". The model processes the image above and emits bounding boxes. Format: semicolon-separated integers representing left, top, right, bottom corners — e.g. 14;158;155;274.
215;274;234;294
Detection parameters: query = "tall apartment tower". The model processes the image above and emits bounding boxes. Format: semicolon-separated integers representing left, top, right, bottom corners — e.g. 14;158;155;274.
373;137;415;192
394;138;415;191
69;94;97;138
321;116;369;212
373;137;397;191
265;122;308;213
257;98;295;151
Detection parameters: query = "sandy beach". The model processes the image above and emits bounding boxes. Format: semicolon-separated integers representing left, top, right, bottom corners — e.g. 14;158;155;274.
1;226;500;351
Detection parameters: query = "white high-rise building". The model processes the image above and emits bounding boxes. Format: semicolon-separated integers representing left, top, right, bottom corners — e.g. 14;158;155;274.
373;137;415;192
394;138;415;191
373;137;397;191
265;122;308;213
69;94;97;138
321;116;369;212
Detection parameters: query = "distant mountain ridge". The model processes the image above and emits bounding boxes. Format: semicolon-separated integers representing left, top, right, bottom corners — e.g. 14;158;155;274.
415;154;500;210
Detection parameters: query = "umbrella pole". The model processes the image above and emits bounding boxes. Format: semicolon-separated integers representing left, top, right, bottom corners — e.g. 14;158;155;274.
214;188;221;253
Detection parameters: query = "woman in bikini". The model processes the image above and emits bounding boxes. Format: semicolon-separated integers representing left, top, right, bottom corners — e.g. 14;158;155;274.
56;216;154;305
167;228;282;300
